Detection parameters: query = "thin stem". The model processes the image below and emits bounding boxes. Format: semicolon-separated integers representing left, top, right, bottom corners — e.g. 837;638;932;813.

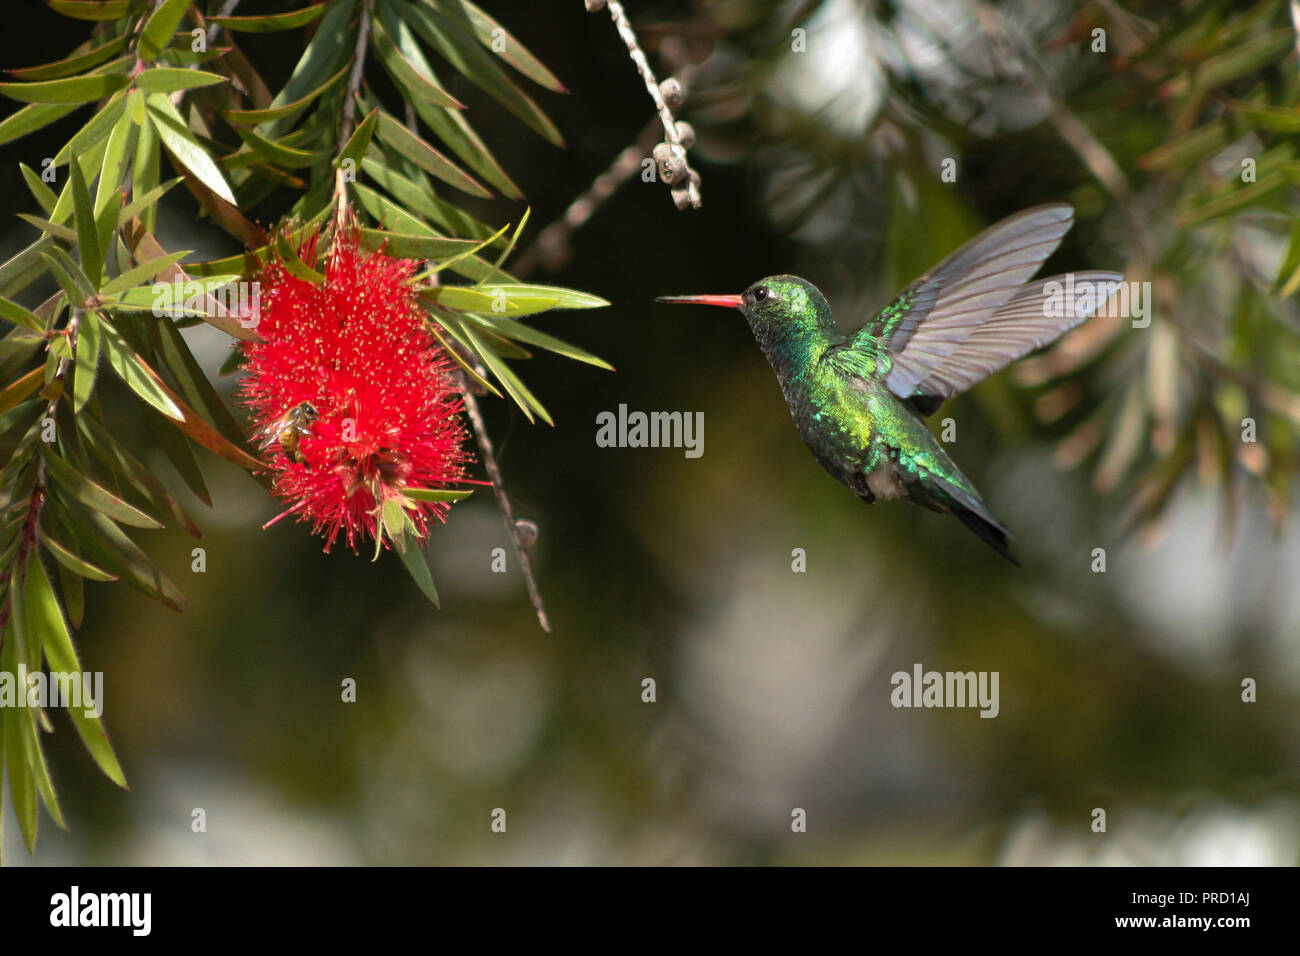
459;376;551;633
595;0;700;207
338;0;373;151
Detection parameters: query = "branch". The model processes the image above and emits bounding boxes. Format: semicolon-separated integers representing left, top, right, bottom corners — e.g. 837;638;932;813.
587;0;701;209
338;0;373;150
458;375;551;633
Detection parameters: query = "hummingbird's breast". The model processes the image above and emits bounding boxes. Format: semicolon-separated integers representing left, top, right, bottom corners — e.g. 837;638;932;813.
780;353;881;487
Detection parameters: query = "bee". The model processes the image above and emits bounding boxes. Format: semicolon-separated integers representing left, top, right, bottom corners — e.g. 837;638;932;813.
260;401;318;464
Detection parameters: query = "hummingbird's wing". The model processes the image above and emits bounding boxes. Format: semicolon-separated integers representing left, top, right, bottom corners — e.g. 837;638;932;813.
848;204;1119;414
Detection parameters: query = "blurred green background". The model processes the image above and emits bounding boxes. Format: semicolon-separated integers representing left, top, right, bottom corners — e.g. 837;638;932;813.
3;0;1299;864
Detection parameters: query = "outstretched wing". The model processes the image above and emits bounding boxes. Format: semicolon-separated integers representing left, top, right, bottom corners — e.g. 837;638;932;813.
898;269;1123;414
849;205;1113;413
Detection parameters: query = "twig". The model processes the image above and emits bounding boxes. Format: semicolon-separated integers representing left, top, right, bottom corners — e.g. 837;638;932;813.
589;0;701;208
338;0;373;150
459;375;551;633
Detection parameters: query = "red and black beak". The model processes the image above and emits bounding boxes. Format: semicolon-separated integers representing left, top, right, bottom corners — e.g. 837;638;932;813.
655;294;744;309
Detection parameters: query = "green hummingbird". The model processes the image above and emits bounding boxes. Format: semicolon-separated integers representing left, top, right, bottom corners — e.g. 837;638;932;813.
658;204;1121;564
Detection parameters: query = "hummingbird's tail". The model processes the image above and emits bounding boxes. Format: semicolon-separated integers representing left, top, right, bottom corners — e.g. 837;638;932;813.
948;501;1019;566
917;470;1020;566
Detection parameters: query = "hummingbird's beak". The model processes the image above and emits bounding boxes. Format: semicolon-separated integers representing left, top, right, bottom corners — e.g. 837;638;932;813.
655;294;744;309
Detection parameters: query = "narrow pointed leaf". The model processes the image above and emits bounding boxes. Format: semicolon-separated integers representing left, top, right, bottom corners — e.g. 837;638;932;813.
395;535;440;605
8;34;128;81
135;68;227;94
0;102;77;145
374;109;490;198
138;0;191;61
25;555;127;787
0;72;128;104
146;94;236;204
73;308;101;411
46;1;130;20
43;451;163;529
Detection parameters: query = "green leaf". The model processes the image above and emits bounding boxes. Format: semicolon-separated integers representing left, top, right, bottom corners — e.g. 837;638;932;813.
395;534;440;605
0;237;56;299
95;111;136;217
470;283;610;310
134;68;227;94
369;9;521;198
100;323;184;421
69;161;102;286
426;320;499;397
274;231;325;284
25;555;128;787
117;176;180;224
461;324;551;424
1230;99;1300;134
0;368;46;416
1138;119;1229;171
360;156;500;242
435;0;566;91
338;108;379;168
1161;29;1295;99
99;248;189;297
374;109;490;198
77;412;198;536
18;164;58;215
73;309;101;412
0;297;45;333
2;637;39;852
0;102;78;145
52;499;185;610
43;450;163;529
262;0;357;137
40;525;117;582
46;0;130;20
222;63;348;125
39;252;88;308
0;72;128;105
407;0;563;147
402;487;474;503
358;228;484;260
233;125;331;169
18;214;77;243
8;35;129;81
53;90;126;165
146;93;236;204
426;286;526;314
132;108;160;232
370;12;464;110
138;0;192;61
210;1;331;33
466;312;612;369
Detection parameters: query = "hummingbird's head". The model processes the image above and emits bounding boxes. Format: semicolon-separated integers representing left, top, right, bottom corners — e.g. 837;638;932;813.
657;275;833;343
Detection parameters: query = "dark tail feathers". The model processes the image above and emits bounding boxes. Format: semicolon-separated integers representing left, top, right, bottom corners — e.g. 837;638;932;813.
949;503;1019;566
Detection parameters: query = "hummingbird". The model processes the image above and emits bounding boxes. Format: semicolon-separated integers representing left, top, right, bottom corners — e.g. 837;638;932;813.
657;204;1121;564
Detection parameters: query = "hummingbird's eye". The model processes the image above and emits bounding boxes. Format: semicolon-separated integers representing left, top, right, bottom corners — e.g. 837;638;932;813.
753;286;770;302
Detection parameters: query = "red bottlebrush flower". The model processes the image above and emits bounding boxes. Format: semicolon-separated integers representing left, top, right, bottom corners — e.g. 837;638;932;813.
238;227;471;552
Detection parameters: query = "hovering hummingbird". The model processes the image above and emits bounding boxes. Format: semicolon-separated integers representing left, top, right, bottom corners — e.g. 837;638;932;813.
658;204;1121;564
